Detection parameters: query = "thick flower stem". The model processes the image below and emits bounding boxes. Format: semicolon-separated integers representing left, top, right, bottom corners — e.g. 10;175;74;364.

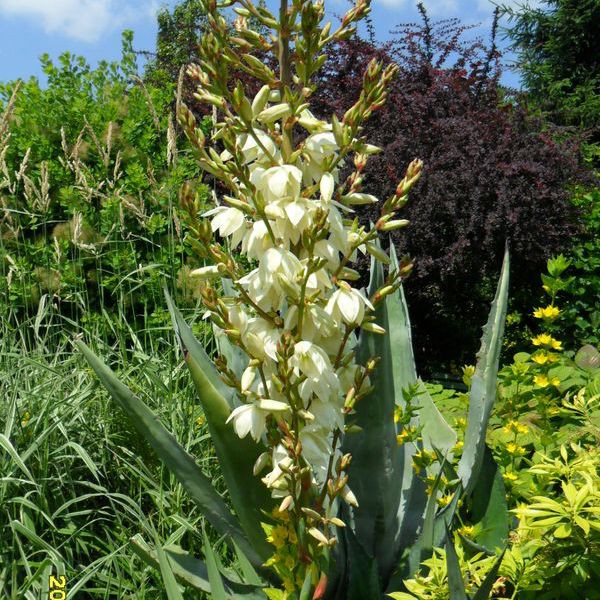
278;0;294;160
317;429;341;508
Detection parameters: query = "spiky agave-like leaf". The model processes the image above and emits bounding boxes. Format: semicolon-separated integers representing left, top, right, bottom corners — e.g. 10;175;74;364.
468;446;508;552
165;291;274;564
457;247;510;495
382;246;457;583
342;253;399;570
130;535;267;598
444;524;469;600
77;341;254;559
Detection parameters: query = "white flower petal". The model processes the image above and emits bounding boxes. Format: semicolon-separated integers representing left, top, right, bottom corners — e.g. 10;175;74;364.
320;172;334;203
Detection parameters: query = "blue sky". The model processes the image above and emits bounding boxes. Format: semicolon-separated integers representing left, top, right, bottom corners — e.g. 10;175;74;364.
0;0;541;87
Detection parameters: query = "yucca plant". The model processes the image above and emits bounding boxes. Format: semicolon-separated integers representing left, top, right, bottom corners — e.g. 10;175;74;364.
78;0;510;597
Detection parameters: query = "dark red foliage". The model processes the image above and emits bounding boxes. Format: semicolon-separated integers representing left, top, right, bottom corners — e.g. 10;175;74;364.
311;14;586;369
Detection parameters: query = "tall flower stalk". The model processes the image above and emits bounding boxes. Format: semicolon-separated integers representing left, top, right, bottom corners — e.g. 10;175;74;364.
79;0;511;597
178;0;420;589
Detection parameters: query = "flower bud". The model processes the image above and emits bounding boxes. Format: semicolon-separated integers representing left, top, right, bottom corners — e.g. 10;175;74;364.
331;114;344;146
340;486;358;507
313;573;328;599
328;517;346;528
279;495;294;512
257;103;292;124
252;85;271;117
366;242;391;264
344;387;356;409
301;507;322;520
190;265;220;280
298;409;315;421
308;528;329;546
342;193;378;205
338;267;361;281
361;321;386;334
253;452;270;475
379;219;410;232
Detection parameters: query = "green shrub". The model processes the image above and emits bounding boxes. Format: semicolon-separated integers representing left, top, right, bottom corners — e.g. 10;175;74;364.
0;33;211;343
428;257;600;598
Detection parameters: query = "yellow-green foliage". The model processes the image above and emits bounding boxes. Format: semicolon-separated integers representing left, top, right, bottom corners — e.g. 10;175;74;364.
424;256;600;599
390;540;508;600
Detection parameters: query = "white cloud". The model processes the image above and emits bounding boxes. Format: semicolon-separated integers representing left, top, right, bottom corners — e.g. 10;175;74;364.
374;0;408;7
0;0;153;42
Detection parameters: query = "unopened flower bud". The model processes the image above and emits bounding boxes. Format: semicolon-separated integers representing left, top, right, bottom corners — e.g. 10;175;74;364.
251;85;271;117
190;265;220;280
328;517;346;528
298;409;315;421
340;486;358;507
366;242;391;264
342;192;378;205
379;219;410;232
361;321;386;334
253;452;270;475
313;573;328;600
308;527;329;545
366;358;378;371
301;507;322;520
340;453;352;470
338;267;361;281
344;387;356;409
279;495;294;512
257;103;292;124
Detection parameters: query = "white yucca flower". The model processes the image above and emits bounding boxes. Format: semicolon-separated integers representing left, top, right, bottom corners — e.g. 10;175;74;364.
326;284;374;326
227;399;289;442
195;103;383;515
204;206;246;247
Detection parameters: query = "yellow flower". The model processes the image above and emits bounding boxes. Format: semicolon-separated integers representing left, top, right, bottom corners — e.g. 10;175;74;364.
550;376;560;387
396;431;408;445
272;508;290;522
195;415;206;427
532;351;560;364
454;440;464;451
21;411;31;427
533;305;560;320
454;417;467;429
533;374;549;387
503;471;518;482
531;334;562;350
532;333;552;346
288;529;298;544
269;525;288;549
284;554;296;570
503;420;530;435
462;364;475;387
437;494;453;507
532;352;550;365
506;442;525;456
458;524;475;537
